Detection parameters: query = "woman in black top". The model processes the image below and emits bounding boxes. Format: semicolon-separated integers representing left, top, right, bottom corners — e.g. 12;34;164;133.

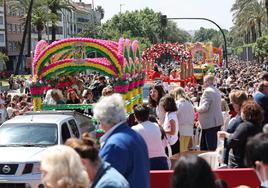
218;100;263;168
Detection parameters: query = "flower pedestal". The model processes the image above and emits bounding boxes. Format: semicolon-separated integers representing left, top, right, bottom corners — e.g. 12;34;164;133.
30;81;46;111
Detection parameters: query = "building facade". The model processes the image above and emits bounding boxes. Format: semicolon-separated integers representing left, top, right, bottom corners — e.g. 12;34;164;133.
5;0;101;73
0;0;5;52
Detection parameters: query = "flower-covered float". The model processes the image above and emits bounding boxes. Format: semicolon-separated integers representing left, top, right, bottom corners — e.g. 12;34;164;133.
142;42;195;87
30;38;145;113
185;42;223;67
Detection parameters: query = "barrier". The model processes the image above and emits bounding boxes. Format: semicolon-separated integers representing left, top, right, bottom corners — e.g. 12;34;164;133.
150;168;260;188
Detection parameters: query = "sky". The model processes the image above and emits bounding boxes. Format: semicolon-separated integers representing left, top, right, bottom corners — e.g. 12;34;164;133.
82;0;235;31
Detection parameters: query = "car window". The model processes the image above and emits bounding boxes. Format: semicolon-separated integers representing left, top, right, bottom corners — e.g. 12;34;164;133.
68;119;80;138
0;123;58;146
61;123;71;143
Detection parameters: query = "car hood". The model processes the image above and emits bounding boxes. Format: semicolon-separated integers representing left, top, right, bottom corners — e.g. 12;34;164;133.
0;147;48;163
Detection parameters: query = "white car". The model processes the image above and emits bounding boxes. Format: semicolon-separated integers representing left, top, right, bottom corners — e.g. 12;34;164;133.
0;111;95;188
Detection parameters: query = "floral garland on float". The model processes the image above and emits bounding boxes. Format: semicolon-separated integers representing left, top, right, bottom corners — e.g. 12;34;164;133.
30;38;145;113
141;42;195;87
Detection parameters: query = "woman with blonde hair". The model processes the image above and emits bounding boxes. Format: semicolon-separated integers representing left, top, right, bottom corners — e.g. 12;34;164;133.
41;145;89;188
173;87;195;152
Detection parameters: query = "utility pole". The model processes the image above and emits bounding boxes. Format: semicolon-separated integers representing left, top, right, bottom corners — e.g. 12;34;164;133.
120;4;124;36
166;17;228;68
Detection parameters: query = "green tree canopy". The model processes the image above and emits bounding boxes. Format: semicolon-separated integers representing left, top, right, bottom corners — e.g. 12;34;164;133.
193;27;231;48
82;8;191;49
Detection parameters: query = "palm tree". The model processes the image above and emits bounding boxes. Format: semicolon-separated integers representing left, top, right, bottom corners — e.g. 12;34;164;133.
95;5;104;20
9;0;48;41
32;2;49;41
231;0;266;41
266;0;268;25
8;0;34;74
47;0;74;42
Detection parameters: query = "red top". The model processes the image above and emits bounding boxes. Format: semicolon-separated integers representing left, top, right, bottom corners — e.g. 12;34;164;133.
152;71;161;80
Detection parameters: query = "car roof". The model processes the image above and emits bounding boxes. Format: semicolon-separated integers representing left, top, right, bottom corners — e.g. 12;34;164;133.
3;114;73;125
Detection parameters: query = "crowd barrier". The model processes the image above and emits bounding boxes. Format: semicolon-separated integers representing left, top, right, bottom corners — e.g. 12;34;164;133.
150;168;260;188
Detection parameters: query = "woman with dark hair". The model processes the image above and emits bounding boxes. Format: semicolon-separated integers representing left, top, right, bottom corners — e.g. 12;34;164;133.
152;65;161;80
148;84;166;125
132;104;168;170
172;155;216;188
160;95;179;153
218;100;263;168
65;133;129;188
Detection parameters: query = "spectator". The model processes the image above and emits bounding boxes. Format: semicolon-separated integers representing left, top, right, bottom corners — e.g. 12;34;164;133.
173;87;195;152
218;100;263;167
92;76;107;101
82;89;94;116
65;133;129;188
223;90;248;164
0;100;7;124
148;84;166;125
132;104;168;170
51;90;65;104
41;145;89;188
66;89;80;104
160;95;179;154
245;133;268;188
227;90;248;133
152;65;161;80
102;85;114;96
172;155;217;188
196;74;224;150
254;81;268;125
93;94;150;188
221;97;230;130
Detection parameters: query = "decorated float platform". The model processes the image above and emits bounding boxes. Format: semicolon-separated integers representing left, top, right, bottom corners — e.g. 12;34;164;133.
30;37;145;113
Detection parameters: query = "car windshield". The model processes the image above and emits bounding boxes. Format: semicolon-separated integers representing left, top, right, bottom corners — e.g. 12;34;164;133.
0;123;58;146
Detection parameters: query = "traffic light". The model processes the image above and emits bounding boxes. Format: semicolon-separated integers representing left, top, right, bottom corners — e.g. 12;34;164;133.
160;15;167;27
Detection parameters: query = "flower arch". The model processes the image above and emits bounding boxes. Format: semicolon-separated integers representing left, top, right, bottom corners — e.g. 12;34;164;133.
142;42;191;70
30;38;145;112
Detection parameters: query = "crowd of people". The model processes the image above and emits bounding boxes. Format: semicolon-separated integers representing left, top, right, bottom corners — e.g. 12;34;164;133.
1;58;268;188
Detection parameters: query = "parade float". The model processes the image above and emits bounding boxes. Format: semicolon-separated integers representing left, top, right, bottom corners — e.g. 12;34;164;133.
185;42;223;81
185;42;223;66
30;38;145;113
142;42;194;87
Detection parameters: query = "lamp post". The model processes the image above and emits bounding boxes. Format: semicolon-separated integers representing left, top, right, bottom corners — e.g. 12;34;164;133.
166;17;228;68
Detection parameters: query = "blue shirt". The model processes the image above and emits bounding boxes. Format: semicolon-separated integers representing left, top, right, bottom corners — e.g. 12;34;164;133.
91;161;129;188
100;122;150;188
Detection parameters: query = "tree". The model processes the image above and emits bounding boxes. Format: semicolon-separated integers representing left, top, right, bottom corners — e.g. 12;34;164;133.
265;0;268;26
94;8;191;49
231;0;266;45
47;0;73;42
255;35;268;60
8;0;49;41
193;27;231;48
95;5;104;20
165;21;191;43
